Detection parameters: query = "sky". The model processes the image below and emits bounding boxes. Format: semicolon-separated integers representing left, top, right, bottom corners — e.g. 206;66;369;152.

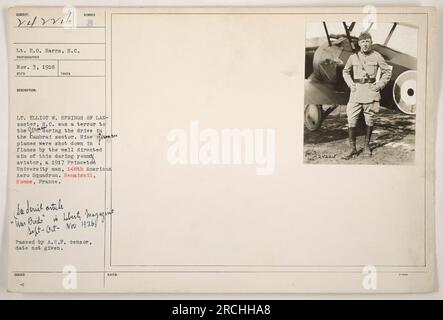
306;22;418;57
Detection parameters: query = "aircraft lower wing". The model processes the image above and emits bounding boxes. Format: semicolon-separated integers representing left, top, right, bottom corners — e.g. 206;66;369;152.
304;78;349;106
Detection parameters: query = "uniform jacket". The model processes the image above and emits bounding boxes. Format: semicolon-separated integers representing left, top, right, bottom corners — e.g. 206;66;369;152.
342;50;392;104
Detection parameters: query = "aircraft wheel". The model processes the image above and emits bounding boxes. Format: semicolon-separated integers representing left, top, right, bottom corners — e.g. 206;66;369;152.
304;104;323;131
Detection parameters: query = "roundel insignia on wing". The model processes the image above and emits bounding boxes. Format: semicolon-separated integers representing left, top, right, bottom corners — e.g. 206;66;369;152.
393;70;417;115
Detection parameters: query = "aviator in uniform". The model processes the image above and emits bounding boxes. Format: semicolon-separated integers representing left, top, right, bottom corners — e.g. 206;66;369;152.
342;32;392;158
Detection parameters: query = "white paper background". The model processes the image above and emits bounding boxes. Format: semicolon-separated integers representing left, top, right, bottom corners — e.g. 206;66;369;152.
0;0;442;299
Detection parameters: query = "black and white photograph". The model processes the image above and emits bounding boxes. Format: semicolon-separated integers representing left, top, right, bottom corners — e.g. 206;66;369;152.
304;22;418;164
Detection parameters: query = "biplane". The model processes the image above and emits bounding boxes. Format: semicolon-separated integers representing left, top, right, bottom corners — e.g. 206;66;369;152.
304;22;417;131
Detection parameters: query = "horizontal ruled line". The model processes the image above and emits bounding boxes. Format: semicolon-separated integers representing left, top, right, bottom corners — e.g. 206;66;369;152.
111;264;428;267
110;12;428;15
14;59;105;61
11;270;428;274
13;42;105;45
14;26;105;29
15;75;105;78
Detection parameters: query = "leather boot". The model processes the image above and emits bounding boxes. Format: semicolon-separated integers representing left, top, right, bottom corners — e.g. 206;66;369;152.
363;125;373;157
342;127;357;159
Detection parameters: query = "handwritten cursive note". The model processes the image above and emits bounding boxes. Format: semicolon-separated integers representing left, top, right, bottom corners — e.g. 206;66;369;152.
13;199;113;237
16;11;75;28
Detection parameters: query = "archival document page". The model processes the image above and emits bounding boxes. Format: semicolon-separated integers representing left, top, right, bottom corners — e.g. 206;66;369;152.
6;6;437;293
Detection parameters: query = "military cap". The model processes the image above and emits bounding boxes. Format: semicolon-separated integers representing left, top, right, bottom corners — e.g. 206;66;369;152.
358;32;372;41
